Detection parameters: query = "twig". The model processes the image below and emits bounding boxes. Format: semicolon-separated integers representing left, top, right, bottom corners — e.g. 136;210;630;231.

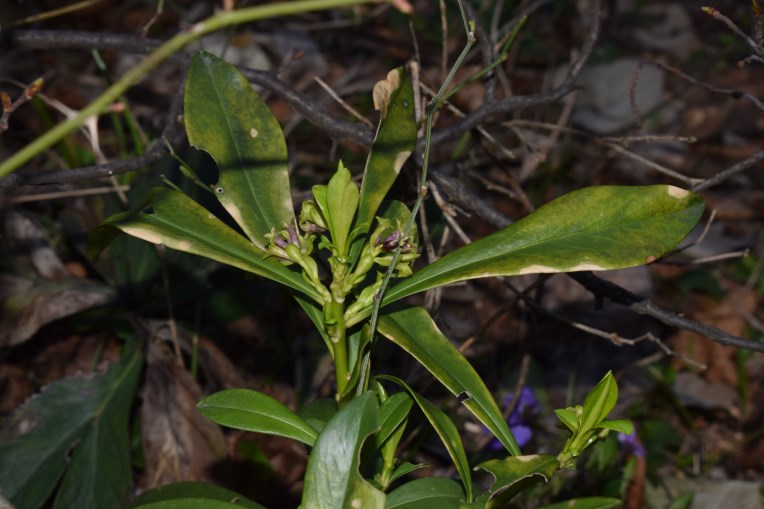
0;78;44;133
517;90;577;182
430;170;515;227
605;142;703;186
565;0;601;82
461;0;497;102
313;76;374;128
0;72;187;189
439;0;448;84
141;0;165;37
8;0;105;27
691;148;764;192
419;82;516;159
701;6;762;59
504;279;707;369
660;250;750;266
651;59;764;112
568;272;764;354
429;181;472;245
0;0;382;179
5;185;130;204
2;29;581;188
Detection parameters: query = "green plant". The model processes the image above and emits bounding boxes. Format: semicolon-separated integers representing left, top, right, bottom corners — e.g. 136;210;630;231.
81;47;705;508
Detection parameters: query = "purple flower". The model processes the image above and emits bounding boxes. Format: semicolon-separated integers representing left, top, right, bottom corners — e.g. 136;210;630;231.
617;429;646;457
487;387;540;450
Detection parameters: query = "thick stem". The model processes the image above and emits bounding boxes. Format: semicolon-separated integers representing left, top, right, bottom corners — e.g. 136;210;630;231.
327;299;349;399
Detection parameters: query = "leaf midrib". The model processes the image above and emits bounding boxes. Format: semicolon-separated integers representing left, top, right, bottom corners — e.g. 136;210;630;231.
205;61;267;235
387;203;695;302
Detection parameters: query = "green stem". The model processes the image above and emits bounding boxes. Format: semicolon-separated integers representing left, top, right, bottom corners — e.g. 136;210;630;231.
0;0;381;179
328;299;349;399
442;16;527;103
367;3;476;337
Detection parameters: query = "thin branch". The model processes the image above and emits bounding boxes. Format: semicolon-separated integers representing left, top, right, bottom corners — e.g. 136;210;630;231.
1;28;580;188
606;142;703;186
568;272;764;354
0;71;187;189
651;59;764;112
313;76;374;128
5;185;130;204
565;0;601;82
691;148;764;192
462;0;497;101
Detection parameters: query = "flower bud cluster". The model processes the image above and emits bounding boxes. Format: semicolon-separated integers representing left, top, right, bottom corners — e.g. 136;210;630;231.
265;220;330;302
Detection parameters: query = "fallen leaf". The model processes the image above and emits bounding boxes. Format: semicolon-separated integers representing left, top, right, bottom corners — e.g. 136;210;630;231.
141;341;227;488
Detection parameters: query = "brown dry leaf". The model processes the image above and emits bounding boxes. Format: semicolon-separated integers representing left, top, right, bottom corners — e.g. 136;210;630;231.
141;341;226;488
671;285;757;387
0;212;114;347
0;364;34;414
146;321;246;391
0;274;114;347
30;333;121;385
372;69;401;118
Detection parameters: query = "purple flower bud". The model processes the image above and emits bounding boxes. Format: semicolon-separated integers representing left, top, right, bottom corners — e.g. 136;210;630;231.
379;230;401;251
303;222;326;233
287;223;300;245
273;236;288;249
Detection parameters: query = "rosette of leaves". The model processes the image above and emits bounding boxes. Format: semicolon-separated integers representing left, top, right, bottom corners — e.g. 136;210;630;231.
88;52;704;508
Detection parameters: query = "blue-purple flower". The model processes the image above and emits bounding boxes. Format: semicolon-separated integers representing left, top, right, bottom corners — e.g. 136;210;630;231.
617;429;646;457
488;386;540;450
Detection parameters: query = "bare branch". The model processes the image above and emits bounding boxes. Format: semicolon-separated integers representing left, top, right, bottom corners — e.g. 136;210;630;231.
1;28;577;188
568;272;764;354
692;148;764;192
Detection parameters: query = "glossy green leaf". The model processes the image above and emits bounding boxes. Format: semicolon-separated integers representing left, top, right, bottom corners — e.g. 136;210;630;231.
554;408;580;433
197;389;318;446
0;343;142;509
376;392;414;448
378;376;473;501
596;419;633;435
383;185;704;305
356;67;416;239
132;500;254;509
185;51;294;249
377;306;521;456
538;497;622;509
476;454;560;509
339;326;373;403
89;187;322;303
387;462;427;484
580;372;618;434
299;398;338;435
130;482;264;509
386;478;464;509
325;162;360;256
302;392;385;509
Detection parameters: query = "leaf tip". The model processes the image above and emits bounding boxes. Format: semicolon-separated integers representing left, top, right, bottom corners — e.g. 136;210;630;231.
372;69;402;118
666;186;690;199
